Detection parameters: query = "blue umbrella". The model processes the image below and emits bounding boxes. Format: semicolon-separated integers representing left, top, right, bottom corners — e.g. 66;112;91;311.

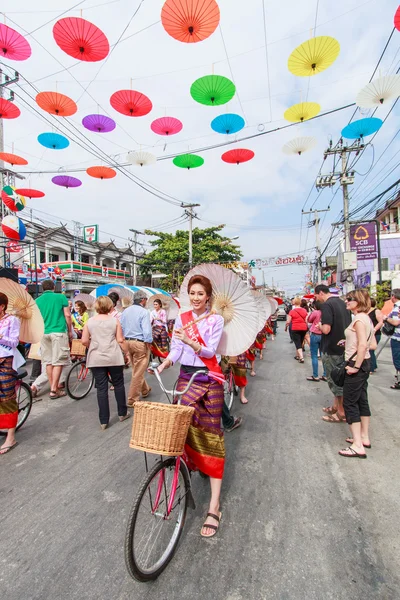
38;132;70;150
341;117;382;140
211;113;245;135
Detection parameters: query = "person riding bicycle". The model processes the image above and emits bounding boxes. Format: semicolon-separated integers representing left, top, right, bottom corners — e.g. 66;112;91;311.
157;274;225;538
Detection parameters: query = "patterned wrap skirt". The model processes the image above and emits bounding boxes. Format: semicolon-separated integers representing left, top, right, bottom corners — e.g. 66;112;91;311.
231;353;248;388
0;356;18;429
167;319;175;338
151;324;169;358
176;370;225;479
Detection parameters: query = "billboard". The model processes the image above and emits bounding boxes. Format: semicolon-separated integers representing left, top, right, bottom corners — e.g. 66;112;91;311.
350;223;377;260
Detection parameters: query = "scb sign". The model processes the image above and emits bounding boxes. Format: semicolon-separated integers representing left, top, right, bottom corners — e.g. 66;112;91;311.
350;223;377;260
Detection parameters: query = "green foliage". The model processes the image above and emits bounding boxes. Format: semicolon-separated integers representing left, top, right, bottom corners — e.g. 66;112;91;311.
369;281;392;309
139;225;242;292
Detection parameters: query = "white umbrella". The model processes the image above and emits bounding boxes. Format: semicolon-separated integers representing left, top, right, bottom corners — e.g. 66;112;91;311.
251;291;271;330
356;75;400;108
108;286;134;301
147;293;179;320
266;296;278;313
179;264;260;356
127;151;157;167
283;136;317;156
1;278;44;343
73;293;95;309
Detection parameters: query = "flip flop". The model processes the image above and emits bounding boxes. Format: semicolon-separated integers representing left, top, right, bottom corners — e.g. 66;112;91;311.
0;441;19;455
307;376;320;382
338;447;367;459
322;406;337;414
201;511;222;538
322;414;346;423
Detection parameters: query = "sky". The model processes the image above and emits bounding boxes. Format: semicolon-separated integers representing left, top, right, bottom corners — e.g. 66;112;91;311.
1;0;399;294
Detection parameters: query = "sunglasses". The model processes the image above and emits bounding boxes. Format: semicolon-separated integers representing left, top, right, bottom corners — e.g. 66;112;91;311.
345;297;356;302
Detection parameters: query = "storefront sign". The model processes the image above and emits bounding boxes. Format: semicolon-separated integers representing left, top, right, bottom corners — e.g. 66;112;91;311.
83;224;99;243
249;255;307;268
350;223;377;260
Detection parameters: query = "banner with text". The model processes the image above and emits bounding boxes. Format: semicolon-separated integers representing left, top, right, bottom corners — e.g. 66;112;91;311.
350;223;377;260
249;255;308;268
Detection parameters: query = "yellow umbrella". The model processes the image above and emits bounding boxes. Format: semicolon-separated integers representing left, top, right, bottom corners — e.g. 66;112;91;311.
0;278;44;343
288;36;340;77
284;101;320;123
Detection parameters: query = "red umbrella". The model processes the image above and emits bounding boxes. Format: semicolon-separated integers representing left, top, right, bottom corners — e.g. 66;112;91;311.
161;0;220;43
302;294;315;299
0;23;32;61
86;166;116;179
36;91;78;116
221;148;254;164
151;116;183;135
0;152;28;166
15;188;45;198
53;17;109;62
0;98;20;119
395;5;400;30
110;90;152;117
273;296;284;305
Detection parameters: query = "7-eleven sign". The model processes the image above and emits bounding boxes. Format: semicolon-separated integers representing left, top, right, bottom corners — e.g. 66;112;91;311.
83;224;99;243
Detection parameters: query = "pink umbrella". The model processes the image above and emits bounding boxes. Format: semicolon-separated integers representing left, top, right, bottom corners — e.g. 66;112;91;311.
151;116;183;135
0;23;32;61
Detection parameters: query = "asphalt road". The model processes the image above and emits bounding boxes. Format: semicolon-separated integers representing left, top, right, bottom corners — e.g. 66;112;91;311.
1;331;400;600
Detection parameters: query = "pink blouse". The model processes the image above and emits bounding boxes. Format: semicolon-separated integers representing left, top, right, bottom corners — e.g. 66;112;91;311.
151;309;167;328
168;312;224;367
0;315;20;358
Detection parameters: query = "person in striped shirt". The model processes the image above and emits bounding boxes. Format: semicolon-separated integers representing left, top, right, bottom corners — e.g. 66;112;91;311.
384;289;400;389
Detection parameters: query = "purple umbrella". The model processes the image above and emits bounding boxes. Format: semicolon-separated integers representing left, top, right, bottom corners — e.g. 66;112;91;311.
82;113;116;133
52;175;82;188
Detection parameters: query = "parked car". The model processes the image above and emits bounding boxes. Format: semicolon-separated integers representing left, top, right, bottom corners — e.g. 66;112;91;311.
277;306;287;320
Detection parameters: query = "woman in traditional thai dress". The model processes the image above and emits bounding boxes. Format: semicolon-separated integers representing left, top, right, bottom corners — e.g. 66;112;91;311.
0;292;21;454
230;352;249;404
158;275;225;538
150;299;169;359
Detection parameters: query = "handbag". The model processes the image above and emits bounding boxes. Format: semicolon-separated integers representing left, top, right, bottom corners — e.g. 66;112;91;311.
331;351;357;388
382;321;395;336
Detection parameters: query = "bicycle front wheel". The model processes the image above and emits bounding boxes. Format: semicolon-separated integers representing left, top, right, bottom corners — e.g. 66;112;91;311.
0;381;32;436
125;457;190;582
66;362;94;400
224;377;234;411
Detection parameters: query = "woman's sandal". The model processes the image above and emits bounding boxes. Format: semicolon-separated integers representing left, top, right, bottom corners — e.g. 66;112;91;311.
49;390;67;399
201;511;222;538
390;382;400;390
322;406;337;414
338;447;367;459
299;359;304;363
346;437;371;448
322;413;346;423
307;376;320;382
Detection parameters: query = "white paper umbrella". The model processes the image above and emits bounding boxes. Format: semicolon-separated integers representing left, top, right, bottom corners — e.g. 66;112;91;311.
127;151;156;167
108;286;134;301
356;75;400;108
266;296;278;313
251;291;271;330
283;136;317;156
179;263;260;356
147;293;179;320
73;293;95;309
0;278;44;343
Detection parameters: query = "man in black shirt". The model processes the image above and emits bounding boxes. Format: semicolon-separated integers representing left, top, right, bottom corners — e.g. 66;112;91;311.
315;284;351;422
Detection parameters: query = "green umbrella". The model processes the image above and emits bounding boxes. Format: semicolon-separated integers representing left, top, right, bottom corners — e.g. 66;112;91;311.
173;153;204;169
190;75;235;106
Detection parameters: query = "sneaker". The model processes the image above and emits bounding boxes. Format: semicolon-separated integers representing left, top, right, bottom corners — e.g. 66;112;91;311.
225;416;243;432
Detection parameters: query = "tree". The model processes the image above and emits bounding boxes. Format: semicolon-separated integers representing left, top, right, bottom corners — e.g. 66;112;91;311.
139;225;242;291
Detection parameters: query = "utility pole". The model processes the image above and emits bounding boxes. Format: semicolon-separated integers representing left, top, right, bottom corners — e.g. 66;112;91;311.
184;204;200;269
129;228;144;286
302;208;330;284
316;138;365;291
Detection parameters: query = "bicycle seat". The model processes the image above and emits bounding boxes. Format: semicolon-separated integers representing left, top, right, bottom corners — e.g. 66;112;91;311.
16;369;28;380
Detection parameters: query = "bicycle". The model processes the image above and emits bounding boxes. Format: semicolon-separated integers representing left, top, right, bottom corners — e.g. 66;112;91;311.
224;366;238;411
124;364;206;582
66;359;94;400
0;368;33;436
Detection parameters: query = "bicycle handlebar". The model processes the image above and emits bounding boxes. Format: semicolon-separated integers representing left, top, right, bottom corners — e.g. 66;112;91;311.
148;362;208;401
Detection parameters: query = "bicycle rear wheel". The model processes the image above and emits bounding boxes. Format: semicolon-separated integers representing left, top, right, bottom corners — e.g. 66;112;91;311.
0;381;32;436
125;457;190;582
66;362;94;400
224;376;234;411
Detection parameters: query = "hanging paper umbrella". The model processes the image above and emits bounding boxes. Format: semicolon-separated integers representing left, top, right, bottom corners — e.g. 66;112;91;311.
36;91;77;117
86;166;116;179
284;102;320;123
1;186;26;212
15;188;45;199
38;132;70;150
0;152;28;166
341;117;382;140
211;113;244;134
52;175;82;188
0;23;32;61
221;149;254;164
173;153;204;169
288;36;340;77
0;98;20;119
282;137;317;156
151;116;183;135
1;214;26;240
82;113;116;133
110;90;152;117
53;17;109;62
127;151;157;167
395;5;400;30
161;0;220;43
356;75;400;108
190;75;235;106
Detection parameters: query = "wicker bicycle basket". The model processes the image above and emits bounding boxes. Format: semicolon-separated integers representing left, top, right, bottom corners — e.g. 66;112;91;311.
129;402;194;456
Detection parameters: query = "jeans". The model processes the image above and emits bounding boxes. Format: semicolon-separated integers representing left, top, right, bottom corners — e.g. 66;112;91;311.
391;338;400;372
310;333;326;378
370;333;381;372
221;400;234;429
91;366;127;425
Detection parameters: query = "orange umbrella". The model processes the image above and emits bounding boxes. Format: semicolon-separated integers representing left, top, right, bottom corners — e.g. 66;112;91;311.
0;152;28;166
161;0;220;43
36;91;77;116
86;166;116;179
